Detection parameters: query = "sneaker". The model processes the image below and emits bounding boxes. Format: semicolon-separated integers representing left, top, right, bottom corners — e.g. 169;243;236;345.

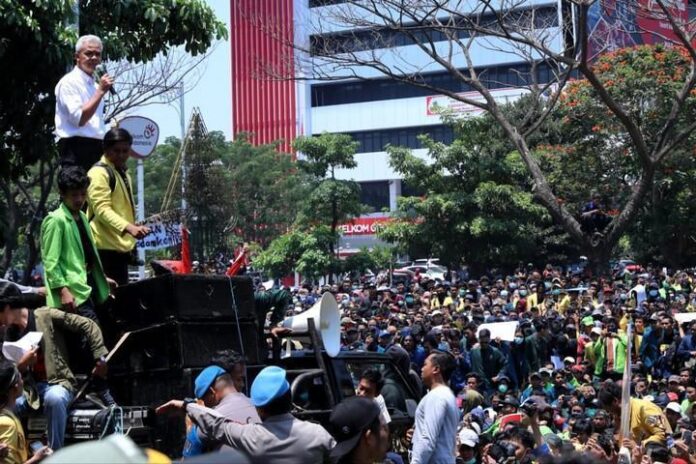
96;389;117;407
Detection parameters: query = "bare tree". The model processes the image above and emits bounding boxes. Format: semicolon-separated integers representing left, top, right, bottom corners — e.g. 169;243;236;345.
104;46;216;122
243;0;696;268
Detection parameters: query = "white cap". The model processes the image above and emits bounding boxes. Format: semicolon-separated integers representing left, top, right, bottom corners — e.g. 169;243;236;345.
458;428;479;447
591;327;602;336
665;402;682;414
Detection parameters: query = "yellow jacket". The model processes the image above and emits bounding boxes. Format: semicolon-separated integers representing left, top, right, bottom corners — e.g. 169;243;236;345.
87;156;136;253
629;398;671;446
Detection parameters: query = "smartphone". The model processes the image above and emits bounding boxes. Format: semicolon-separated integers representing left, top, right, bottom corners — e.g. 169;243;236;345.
683;430;692;446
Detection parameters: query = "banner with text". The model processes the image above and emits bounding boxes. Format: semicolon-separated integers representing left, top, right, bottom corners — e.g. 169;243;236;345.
136;211;182;250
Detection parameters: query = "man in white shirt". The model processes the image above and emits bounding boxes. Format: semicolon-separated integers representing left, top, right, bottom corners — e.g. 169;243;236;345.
55;35;113;173
411;351;459;464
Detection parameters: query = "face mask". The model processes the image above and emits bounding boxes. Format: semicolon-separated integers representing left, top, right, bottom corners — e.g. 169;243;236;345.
509;283;518;290
649;290;658;297
463;458;476;464
620;293;627;300
520;290;528;297
498;384;509;394
514;336;524;344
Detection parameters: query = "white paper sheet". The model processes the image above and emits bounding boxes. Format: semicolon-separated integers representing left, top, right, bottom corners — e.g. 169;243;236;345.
2;331;42;363
476;321;519;342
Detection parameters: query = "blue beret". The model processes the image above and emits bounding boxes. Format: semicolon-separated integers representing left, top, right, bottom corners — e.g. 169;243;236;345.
251;366;290;407
194;366;227;399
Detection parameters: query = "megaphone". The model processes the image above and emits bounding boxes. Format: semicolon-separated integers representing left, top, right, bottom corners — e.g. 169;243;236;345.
282;292;341;357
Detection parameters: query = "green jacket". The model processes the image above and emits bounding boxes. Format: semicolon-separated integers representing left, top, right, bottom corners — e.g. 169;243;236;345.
592;333;628;376
41;203;109;308
34;307;109;393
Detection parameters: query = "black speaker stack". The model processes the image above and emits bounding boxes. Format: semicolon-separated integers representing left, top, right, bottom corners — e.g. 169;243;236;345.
106;274;260;406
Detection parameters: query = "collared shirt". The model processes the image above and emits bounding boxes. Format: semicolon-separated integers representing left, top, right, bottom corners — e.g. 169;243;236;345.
54;66;106;140
186;405;335;464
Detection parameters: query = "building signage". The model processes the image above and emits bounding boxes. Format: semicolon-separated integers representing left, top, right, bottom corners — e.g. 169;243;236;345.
339;216;392;236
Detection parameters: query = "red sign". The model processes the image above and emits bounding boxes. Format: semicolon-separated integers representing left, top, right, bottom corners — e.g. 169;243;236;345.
339;216;392;236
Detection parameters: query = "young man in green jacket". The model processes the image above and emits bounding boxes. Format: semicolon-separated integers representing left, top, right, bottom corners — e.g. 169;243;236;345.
40;167;116;406
41;166;113;321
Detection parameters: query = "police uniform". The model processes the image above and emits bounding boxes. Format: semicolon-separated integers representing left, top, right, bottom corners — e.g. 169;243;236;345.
186;366;335;463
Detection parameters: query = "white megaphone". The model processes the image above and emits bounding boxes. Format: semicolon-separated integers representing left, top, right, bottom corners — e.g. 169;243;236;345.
281;292;341;357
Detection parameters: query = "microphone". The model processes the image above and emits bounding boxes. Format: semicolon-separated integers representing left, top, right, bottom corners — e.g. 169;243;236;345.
95;64;117;95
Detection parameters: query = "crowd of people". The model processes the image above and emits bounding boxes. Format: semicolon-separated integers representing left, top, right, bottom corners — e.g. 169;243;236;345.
277;262;696;464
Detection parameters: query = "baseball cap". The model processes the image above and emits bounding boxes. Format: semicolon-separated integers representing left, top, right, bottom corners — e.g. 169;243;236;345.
194;366;227;399
665;402;682;414
581;316;595;327
329;397;381;463
431;310;443;316
250;366;290;407
45;434;170;463
668;375;681;384
563;356;575;364
591;327;602;336
458;428;479;447
378;330;392;339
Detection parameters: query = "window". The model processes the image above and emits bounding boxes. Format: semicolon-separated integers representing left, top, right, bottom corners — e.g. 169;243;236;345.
401;180;425;198
337;359;419;419
359;181;390;212
340;125;455;154
309;0;347;7
310;6;559;55
311;61;557;106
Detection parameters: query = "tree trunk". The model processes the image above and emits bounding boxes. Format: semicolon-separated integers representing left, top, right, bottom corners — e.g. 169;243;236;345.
0;181;18;276
587;243;612;277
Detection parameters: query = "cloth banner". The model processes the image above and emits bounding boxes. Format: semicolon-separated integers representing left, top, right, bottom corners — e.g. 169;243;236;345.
136;211;182;250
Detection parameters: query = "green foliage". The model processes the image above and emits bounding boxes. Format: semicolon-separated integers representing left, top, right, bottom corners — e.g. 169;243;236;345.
293;133;364;229
0;0;227;178
341;246;393;275
81;0;227;62
137;132;305;257
380;97;575;271
254;226;338;280
552;45;696;265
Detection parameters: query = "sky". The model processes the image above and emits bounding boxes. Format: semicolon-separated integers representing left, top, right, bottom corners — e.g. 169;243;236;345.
138;1;232;141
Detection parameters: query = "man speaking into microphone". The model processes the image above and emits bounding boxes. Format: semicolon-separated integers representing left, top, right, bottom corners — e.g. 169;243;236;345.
55;35;114;173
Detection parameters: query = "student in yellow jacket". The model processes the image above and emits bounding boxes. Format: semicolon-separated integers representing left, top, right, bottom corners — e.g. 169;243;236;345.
87;128;150;285
599;381;671;446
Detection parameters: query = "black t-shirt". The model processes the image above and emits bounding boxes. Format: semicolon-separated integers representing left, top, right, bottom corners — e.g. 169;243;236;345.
75;216;96;270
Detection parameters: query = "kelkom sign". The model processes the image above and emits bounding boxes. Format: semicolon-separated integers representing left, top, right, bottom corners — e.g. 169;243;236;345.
339;216;392;236
426;88;529;116
119;116;160;158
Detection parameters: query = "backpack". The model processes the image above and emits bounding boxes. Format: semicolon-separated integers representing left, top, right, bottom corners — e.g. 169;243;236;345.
94;161;116;192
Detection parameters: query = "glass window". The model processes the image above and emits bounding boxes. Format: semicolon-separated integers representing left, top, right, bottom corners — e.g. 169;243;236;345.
311;61;557;106
359;181;390;211
339;359;418;418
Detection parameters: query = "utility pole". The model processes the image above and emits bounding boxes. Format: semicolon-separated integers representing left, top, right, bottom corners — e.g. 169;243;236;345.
179;83;187;214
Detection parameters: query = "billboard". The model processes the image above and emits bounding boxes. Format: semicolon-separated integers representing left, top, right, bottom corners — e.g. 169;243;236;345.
587;0;689;58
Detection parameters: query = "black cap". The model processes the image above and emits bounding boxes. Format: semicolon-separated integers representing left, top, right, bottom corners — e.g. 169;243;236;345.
329;397;380;462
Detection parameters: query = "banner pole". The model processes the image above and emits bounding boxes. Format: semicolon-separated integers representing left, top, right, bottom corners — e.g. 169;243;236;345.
137;159;145;280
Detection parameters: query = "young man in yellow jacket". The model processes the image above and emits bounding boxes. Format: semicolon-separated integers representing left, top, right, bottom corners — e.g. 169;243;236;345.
87;128;150;285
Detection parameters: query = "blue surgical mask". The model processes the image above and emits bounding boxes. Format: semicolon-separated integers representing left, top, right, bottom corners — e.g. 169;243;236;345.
498;384;509;394
514;336;524;344
463;458;476;464
520;290;528;297
509;283;518;290
649;290;658;297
